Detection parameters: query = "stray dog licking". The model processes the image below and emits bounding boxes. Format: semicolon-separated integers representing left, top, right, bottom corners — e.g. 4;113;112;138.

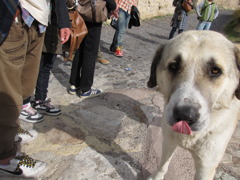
172;120;192;135
147;30;240;180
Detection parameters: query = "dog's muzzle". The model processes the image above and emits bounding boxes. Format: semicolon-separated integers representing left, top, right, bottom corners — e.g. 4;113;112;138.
173;105;200;125
171;105;200;135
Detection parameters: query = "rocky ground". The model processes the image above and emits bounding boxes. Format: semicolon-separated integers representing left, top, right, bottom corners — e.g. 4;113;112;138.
2;9;239;180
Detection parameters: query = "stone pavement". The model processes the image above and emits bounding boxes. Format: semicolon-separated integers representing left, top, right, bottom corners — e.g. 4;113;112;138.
3;9;240;180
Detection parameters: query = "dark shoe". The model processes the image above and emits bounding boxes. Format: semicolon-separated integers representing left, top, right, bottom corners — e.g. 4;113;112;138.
110;45;116;52
32;98;61;116
80;88;102;98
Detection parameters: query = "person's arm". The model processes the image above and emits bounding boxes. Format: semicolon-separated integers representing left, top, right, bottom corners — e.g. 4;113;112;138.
53;0;70;29
53;0;71;44
196;2;204;17
214;5;219;19
105;0;117;12
107;0;118;18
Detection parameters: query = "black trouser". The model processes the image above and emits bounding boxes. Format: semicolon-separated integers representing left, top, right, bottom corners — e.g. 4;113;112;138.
23;52;56;105
69;21;102;92
169;27;183;39
35;52;56;101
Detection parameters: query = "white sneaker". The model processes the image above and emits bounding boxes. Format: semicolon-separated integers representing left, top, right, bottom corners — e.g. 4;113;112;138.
14;127;38;143
0;152;47;177
19;102;44;123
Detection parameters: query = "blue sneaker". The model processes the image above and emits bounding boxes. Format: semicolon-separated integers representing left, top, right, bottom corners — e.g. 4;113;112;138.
80;89;102;98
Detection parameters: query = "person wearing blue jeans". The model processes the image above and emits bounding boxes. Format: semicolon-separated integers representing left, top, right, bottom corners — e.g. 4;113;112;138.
110;0;138;57
110;8;130;57
196;0;219;30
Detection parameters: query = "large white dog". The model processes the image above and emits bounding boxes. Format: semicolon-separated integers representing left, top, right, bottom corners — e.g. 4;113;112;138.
147;30;240;180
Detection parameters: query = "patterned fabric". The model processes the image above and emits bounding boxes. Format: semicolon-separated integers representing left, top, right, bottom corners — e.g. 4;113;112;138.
20;7;46;33
0;0;19;44
118;0;137;14
171;10;188;30
0;0;47;44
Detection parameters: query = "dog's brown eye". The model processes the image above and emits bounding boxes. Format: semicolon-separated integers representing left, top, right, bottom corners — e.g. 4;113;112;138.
210;67;221;77
168;63;179;73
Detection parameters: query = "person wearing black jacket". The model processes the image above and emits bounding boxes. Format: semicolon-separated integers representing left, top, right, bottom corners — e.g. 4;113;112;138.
20;0;71;123
68;0;116;97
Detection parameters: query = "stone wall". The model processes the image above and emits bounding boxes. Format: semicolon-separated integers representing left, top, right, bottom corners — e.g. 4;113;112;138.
138;0;240;20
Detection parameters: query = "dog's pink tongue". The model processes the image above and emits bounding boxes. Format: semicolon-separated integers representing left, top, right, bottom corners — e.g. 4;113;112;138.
172;121;192;135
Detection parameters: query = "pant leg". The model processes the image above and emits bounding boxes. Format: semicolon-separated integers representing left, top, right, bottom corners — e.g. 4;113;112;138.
169;27;177;39
97;46;104;60
196;21;206;30
110;30;118;50
69;22;102;90
0;16;44;159
23;96;31;105
0;17;27;159
35;52;57;101
178;29;183;34
69;48;82;87
79;22;102;92
115;8;130;48
21;22;45;100
204;22;212;30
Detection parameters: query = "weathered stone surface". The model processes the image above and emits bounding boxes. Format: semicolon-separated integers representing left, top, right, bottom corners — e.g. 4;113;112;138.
68;105;125;141
3;10;239;180
58;147;139;180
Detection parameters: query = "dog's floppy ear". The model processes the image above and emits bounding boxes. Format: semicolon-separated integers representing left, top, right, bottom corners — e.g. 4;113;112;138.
147;45;165;88
234;46;240;100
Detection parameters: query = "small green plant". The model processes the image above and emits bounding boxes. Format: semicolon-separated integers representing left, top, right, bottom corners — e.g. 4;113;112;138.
224;9;240;42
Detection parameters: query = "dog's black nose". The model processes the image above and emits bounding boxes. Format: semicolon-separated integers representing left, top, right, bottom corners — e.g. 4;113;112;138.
173;105;200;125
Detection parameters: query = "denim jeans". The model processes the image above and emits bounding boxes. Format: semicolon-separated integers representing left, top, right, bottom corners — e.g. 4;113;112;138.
35;52;57;101
111;8;131;49
196;21;212;30
23;52;56;105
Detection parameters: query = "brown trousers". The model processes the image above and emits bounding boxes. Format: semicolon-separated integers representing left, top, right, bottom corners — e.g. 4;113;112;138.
0;15;45;160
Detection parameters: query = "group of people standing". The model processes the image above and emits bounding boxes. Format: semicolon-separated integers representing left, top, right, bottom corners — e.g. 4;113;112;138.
68;0;138;96
169;0;219;39
0;0;220;178
0;0;139;178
